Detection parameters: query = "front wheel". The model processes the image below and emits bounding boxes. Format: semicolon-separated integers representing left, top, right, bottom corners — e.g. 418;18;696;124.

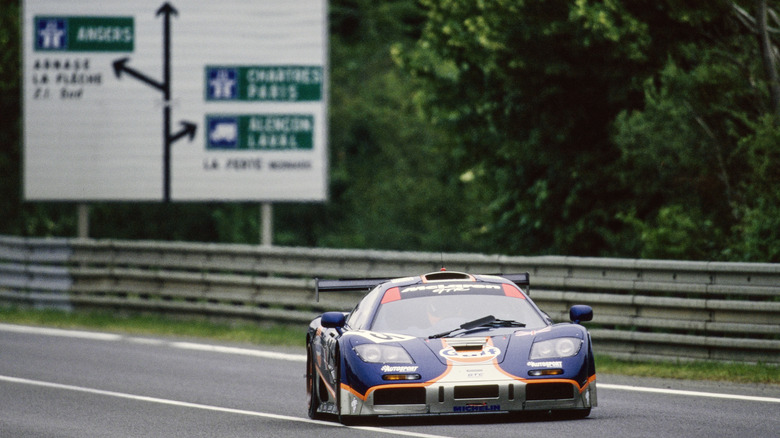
332;349;374;426
306;341;322;419
555;407;591;419
333;348;356;425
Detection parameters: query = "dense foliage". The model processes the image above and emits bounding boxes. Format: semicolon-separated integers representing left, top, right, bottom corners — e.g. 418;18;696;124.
1;1;777;261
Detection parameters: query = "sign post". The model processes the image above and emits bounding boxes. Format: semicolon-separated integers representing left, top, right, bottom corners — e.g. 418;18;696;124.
77;204;89;239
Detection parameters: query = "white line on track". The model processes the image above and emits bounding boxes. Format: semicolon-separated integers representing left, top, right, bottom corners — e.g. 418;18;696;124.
0;323;305;362
3;323;780;404
0;375;453;438
598;383;780;404
0;323;123;341
170;341;306;362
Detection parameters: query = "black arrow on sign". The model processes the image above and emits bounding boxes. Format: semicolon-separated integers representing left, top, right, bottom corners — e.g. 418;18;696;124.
113;2;196;203
112;58;164;92
169;121;197;143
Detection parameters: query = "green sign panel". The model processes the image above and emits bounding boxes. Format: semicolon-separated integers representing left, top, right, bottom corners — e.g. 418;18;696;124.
206;114;314;151
34;16;134;52
205;66;323;102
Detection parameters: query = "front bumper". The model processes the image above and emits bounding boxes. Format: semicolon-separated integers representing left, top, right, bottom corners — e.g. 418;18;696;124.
339;378;597;417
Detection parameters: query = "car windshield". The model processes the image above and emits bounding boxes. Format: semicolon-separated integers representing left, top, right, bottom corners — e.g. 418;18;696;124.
369;293;548;337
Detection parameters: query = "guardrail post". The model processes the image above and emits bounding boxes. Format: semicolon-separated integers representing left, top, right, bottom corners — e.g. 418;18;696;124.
261;203;273;247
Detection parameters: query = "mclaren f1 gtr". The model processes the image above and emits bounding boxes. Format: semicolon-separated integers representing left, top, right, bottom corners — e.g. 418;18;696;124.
306;270;596;423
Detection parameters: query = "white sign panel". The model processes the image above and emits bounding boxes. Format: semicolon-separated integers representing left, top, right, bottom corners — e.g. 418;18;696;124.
23;0;328;201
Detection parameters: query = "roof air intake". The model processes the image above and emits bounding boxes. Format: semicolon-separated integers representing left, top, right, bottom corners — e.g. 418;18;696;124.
422;271;473;282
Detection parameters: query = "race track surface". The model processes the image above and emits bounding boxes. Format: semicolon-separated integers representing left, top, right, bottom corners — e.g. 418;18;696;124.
1;323;778;438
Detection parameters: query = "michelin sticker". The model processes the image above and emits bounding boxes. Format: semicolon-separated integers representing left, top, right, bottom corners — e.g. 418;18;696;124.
454;404;500;413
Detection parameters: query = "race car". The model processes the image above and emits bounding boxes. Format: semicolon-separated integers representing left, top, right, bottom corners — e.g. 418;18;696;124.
306;270;597;423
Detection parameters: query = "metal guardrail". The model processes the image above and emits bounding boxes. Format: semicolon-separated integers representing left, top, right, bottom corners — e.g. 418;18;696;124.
1;235;778;365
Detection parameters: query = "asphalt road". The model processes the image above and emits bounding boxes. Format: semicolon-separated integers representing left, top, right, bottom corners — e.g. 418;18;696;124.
1;323;779;438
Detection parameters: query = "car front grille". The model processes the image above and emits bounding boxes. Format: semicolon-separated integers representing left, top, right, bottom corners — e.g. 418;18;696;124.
454;385;500;400
374;387;426;405
525;382;575;400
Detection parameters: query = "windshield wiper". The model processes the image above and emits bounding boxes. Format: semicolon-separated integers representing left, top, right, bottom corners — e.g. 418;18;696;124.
429;315;525;339
487;319;527;328
429;315;495;339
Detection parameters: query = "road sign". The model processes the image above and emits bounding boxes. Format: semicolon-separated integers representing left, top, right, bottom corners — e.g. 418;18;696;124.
34;16;134;52
23;0;328;202
205;115;314;151
205;66;324;102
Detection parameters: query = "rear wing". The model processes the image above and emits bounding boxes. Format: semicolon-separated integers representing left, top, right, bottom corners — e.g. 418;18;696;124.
495;273;529;287
314;273;530;302
315;278;392;302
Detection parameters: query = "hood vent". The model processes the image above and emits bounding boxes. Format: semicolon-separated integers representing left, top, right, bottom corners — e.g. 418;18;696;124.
446;337;488;351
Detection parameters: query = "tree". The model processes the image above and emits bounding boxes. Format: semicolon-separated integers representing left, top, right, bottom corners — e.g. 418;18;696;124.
315;0;470;251
746;0;780;114
397;0;779;261
395;0;659;255
612;0;780;261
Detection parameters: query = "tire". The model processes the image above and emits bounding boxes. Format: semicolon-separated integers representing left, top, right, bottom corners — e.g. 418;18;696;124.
333;348;357;425
555;407;591;420
306;341;322;420
334;348;346;423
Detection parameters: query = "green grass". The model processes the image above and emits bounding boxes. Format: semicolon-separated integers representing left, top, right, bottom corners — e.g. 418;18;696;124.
0;306;308;347
596;355;780;385
2;306;778;385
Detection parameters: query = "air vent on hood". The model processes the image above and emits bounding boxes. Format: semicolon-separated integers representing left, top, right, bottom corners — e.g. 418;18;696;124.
446;337;488;351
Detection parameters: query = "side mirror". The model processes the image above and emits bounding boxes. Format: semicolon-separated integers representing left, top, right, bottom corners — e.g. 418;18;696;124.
569;305;593;324
321;311;347;329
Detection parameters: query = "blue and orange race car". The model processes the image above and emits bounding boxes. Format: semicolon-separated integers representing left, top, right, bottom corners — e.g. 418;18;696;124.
306;270;597;423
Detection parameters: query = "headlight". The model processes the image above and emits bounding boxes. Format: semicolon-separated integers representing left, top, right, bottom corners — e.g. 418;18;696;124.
529;337;582;359
354;344;414;364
